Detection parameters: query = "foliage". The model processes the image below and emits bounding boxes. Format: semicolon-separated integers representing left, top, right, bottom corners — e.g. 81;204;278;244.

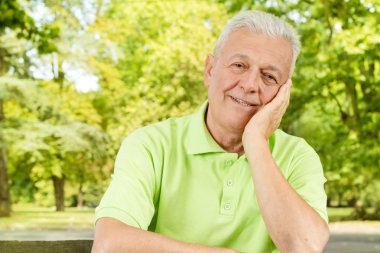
89;1;228;139
0;0;58;53
2;76;109;208
0;0;109;212
1;0;379;219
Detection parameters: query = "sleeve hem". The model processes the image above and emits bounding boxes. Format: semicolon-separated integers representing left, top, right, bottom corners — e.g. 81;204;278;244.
95;207;143;229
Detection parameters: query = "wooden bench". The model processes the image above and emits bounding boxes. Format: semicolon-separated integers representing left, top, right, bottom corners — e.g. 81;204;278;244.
0;240;93;253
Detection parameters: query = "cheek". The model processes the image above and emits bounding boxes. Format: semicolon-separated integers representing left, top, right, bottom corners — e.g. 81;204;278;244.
211;68;239;92
216;76;239;94
260;86;280;104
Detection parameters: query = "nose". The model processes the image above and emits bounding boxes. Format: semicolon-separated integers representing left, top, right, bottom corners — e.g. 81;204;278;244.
240;68;260;93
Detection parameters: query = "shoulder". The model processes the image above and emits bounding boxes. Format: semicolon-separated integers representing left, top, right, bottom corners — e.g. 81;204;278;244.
272;129;323;177
132;114;193;138
122;113;194;151
273;129;316;154
114;114;195;176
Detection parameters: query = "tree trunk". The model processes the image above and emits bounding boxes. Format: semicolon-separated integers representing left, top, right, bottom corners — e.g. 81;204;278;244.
345;82;361;135
52;175;65;211
0;147;11;217
77;183;84;208
0;100;11;217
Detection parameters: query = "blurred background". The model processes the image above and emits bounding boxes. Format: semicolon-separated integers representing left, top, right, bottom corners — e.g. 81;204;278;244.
0;0;379;232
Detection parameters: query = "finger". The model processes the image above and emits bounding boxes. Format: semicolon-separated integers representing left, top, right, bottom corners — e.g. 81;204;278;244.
283;79;292;97
285;79;292;98
281;79;292;105
271;79;292;107
272;79;291;113
284;78;292;88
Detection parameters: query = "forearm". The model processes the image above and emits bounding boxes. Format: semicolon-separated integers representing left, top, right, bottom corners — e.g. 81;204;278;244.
92;218;236;253
245;137;329;253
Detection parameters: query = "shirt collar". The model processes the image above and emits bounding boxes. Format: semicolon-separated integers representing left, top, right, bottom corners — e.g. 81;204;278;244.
186;101;225;155
186;101;276;155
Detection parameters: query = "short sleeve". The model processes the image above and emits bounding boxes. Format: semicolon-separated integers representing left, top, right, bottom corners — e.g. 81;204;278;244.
287;141;328;223
95;132;157;230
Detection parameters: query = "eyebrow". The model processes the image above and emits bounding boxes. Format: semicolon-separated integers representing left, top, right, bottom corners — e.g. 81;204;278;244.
228;53;283;77
228;53;250;61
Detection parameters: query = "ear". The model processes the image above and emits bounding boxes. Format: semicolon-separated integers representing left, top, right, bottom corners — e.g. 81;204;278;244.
204;54;215;88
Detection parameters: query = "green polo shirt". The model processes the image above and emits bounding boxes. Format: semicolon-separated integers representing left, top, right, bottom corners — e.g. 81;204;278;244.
95;102;327;253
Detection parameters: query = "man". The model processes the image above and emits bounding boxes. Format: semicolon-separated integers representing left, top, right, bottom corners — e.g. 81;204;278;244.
92;11;329;253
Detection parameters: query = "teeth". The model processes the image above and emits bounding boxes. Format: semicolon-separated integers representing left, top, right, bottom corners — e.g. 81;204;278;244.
231;96;253;106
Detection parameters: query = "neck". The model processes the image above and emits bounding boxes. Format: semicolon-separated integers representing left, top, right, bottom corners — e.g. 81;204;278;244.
205;109;245;155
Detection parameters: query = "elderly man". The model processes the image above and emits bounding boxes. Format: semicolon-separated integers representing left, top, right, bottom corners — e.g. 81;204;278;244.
92;10;329;253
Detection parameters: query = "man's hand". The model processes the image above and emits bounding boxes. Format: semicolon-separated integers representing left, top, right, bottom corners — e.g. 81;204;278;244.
243;79;292;143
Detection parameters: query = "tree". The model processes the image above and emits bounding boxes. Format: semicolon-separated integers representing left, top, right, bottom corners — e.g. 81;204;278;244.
0;0;57;216
32;0;108;211
1;0;108;213
313;0;379;218
0;76;48;215
89;0;227;139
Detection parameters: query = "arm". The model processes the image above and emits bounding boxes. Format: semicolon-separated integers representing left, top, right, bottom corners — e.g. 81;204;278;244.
92;217;236;253
242;80;329;253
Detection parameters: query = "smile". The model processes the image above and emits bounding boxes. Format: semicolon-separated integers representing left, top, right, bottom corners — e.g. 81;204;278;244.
229;95;257;107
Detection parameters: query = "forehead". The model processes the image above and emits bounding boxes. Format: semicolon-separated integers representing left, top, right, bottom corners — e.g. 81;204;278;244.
218;28;293;72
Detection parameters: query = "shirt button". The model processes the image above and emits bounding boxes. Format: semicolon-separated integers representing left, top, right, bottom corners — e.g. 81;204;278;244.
227;180;233;187
225;160;233;167
224;203;231;210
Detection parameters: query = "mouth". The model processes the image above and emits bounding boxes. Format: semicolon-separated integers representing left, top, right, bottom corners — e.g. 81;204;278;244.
229;95;258;107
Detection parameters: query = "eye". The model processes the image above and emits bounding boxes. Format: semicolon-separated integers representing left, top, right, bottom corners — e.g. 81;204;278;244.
262;73;278;85
233;63;245;68
230;62;247;73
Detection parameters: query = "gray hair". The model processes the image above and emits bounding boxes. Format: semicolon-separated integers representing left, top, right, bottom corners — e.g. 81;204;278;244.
213;10;301;74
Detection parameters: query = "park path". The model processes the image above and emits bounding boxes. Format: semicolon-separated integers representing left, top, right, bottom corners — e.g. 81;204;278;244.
325;222;380;253
0;222;379;253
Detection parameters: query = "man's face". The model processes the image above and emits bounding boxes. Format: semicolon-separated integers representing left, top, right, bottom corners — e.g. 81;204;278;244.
204;28;293;132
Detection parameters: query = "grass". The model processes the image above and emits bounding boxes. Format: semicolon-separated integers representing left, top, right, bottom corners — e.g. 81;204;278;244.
327;207;355;222
327;207;379;222
0;205;377;231
0;204;94;230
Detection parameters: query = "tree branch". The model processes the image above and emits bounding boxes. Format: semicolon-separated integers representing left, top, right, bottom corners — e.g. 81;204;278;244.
322;0;333;44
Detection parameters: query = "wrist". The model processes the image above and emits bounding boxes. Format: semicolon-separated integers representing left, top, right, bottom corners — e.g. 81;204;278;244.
243;129;267;147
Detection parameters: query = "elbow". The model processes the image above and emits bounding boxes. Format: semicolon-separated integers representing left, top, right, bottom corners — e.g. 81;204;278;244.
309;226;330;253
281;223;330;253
92;221;123;253
93;226;136;253
92;237;110;253
295;223;330;253
92;217;132;253
92;218;141;253
92;235;122;253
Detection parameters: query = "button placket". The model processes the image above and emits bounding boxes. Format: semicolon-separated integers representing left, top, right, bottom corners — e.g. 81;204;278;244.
220;159;237;216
